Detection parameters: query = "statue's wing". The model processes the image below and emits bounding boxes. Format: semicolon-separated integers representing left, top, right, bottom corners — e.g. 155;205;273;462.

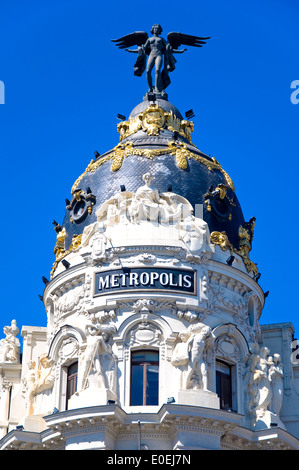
167;32;210;49
111;31;148;49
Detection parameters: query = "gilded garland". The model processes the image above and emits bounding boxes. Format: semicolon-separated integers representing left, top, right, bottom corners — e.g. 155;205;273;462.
51;232;82;278
71;140;235;194
70;103;235;194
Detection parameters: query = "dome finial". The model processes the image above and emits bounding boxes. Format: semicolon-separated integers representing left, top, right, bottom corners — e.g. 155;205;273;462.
111;25;210;93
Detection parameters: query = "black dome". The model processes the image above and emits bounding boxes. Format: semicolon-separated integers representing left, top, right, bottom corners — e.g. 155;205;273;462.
61;96;245;252
129;97;183;120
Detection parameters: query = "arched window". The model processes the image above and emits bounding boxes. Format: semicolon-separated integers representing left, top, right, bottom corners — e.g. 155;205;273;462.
216;360;232;411
130;350;159;406
66;361;78;408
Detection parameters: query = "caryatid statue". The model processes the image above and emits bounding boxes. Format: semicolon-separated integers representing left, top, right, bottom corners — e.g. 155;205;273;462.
0;320;20;363
171;322;212;391
77;322;117;394
112;24;210;93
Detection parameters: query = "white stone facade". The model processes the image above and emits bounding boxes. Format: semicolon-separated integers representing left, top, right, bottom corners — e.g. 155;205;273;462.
0;176;299;450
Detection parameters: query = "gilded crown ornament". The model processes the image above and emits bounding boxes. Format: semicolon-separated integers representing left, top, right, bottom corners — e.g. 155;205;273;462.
117;104;194;142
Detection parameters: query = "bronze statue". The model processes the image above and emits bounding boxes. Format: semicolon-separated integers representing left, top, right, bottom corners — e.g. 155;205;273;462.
112;24;210;94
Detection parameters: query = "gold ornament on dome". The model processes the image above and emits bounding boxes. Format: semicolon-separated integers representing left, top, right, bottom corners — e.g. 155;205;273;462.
140;104;167;136
235;224;258;276
210;231;233;253
53;227;66;260
71;141;235;194
214;184;228;200
117;104;194;142
51;234;82;279
204;184;236;222
210;229;258;276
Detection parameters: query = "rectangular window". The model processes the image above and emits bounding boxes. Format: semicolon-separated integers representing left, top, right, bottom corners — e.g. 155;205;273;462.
216;360;232;411
131;350;159;406
66;362;78;406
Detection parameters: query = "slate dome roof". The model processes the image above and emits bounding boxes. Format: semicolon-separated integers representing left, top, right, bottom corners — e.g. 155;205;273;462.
59;94;246;254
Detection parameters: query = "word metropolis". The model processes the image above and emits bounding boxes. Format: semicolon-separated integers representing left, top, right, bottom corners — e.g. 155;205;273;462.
94;267;196;296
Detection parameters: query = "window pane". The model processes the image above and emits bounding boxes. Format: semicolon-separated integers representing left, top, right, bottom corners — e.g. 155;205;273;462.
68;362;78;376
146;365;159;405
132;351;159;364
216;361;232;410
131;350;159;406
216;361;231;375
67;362;78;402
131;364;144;406
221;373;232;410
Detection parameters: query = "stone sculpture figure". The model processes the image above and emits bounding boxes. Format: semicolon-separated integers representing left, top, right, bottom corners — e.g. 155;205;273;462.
23;355;55;416
96;192;133;228
179;215;211;254
245;345;285;429
78;322;117;394
171;331;191;368
252;346;272;418
129;172;162;223
95;173;197;230
23;361;37;415
107;192;132;226
160;193;193;225
185;323;211;390
0;320;20;363
245;344;285;426
269;353;284;416
172;322;211;390
128;173;193;225
112;24;210;93
244;344;260;411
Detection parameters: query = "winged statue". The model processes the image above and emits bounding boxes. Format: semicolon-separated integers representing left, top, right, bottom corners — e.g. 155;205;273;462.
112;24;210;94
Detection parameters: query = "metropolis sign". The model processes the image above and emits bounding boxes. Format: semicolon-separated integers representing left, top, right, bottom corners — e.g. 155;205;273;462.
94;267;196;296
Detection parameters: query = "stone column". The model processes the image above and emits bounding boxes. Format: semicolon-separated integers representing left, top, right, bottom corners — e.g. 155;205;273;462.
0;382;11;438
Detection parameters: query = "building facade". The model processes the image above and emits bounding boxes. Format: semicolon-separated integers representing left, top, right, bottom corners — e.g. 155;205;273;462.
0;88;299;450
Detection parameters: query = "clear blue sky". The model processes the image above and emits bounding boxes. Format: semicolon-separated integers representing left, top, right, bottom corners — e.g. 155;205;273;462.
0;0;298;347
